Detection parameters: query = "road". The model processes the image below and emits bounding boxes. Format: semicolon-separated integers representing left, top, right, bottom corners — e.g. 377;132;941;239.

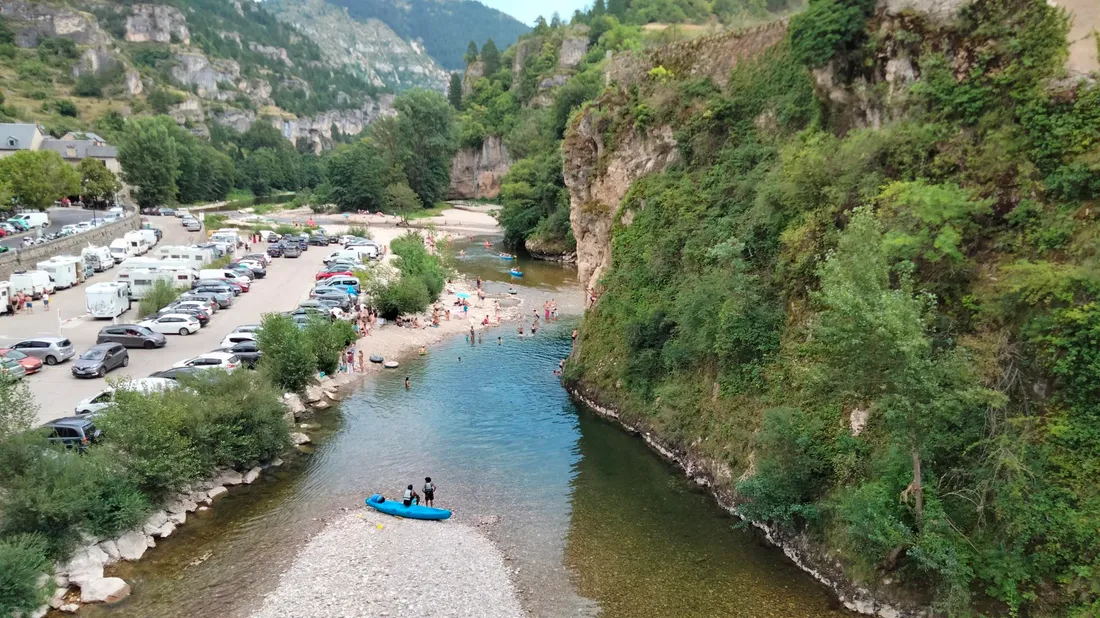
0;215;332;424
1;207;104;248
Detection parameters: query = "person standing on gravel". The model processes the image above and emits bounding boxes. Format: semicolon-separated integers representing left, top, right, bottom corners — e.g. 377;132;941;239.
423;477;436;507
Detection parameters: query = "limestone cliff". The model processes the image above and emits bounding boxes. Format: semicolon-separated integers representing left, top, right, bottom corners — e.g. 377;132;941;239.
448;136;513;200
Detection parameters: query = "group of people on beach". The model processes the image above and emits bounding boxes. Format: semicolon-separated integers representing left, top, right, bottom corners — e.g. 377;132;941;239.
7;291;48;315
401;477;437;507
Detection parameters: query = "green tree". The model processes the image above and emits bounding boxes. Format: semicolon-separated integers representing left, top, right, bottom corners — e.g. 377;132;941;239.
238;121;290;152
387;89;458;206
383;182;422;223
607;0;628;19
77;158;120;205
0;375;37;441
464;41;479;65
118;116;180;207
0;150;80;209
255;313;315;392
481;39;501;75
325;139;394;212
0;535;52;616
447;72;464;109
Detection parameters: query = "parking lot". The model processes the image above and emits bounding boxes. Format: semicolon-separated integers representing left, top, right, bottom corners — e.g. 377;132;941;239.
0;216;331;424
0;206;105;248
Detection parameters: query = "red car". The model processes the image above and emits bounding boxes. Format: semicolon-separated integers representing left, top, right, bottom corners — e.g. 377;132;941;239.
316;269;353;281
0;348;44;374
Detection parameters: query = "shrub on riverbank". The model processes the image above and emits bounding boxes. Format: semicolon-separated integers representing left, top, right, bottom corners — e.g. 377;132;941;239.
370;232;447;319
256;313;315;392
304;317;357;375
0;534;52;615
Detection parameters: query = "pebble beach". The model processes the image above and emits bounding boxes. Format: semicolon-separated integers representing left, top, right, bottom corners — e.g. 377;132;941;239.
250;508;525;618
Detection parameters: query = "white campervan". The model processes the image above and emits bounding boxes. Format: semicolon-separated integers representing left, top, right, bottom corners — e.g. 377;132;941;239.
86;281;131;319
49;255;87;285
136;228;158;248
82;246;115;272
116;269;179;300
124;231;150;255
0;281;11;315
10;271;54;299
36;259;78;289
9;211;49;230
109;239;136;263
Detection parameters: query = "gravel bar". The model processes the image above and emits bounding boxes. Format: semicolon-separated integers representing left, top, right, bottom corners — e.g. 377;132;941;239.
251;507;524;618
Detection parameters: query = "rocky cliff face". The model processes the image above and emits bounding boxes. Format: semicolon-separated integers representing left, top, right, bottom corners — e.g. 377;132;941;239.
265;0;448;91
448;136;513;199
125;4;190;45
0;0;110;47
210;95;396;152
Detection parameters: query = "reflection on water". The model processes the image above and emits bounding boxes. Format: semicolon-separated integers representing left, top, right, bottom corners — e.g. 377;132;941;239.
84;257;846;618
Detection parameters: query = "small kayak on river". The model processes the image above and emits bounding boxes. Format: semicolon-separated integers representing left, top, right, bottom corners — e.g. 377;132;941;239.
509;269;523;277
366;494;452;520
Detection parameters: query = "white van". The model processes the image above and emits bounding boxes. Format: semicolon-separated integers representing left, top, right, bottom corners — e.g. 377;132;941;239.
0;281;11;315
82;246;115;272
86;281;131;319
116;269;179;300
36;259;78;289
109;239;136;263
107;206;125;218
9;212;49;230
10;271;55;299
124;231;149;255
136;228;157;248
75;377;177;415
199;269;251;284
154;246;210;269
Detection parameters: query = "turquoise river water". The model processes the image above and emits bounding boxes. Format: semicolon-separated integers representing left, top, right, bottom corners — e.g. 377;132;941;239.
84;253;849;618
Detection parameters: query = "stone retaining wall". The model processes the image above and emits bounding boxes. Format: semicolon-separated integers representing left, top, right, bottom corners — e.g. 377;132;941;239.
0;210;140;281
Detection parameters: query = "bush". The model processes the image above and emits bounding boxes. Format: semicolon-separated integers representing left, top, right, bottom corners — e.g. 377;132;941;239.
303;316;349;375
789;0;874;67
255;313;315;393
54;99;79;117
346;225;371;238
138;279;183;318
371;276;431;319
0;374;37;441
0;534;51;616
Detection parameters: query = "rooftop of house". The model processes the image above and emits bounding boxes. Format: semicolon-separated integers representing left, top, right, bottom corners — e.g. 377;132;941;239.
39;139;119;160
0;123;46;151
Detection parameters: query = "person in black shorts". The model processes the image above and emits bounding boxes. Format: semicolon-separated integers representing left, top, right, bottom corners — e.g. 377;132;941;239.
423;477;436;507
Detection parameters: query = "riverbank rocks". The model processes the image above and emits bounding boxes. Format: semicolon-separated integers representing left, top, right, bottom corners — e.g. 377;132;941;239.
142;511;169;535
290;432;311;445
270;457;284;467
168;510;187;526
48;587;67;609
60;604;80;613
80;577;131;604
154;522;176;538
284;393;306;418
167;496;198;514
216;469;244;486
207;486;229;501
314;399;331;410
98;540;120;564
63;545;108;586
115;531;149;561
304;385;324;403
243;466;262;484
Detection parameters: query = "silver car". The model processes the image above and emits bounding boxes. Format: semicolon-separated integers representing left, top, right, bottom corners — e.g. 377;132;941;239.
10;336;75;365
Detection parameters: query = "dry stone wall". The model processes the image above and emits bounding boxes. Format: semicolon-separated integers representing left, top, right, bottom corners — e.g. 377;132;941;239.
0;212;140;281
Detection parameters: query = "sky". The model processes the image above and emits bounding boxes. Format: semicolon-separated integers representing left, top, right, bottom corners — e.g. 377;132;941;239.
478;0;590;26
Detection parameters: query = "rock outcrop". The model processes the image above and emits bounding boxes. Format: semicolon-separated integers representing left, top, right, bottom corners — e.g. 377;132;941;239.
448;136;514;199
462;60;486;97
125;4;190;45
0;0;111;47
71;47;117;78
170;52;241;97
249;42;293;67
559;35;589;68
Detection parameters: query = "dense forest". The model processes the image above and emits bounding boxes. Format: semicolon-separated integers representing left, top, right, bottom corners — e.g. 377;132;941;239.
324;0;530;70
558;0;1100;615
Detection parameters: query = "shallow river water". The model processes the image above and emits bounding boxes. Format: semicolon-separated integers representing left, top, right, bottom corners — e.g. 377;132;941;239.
85;252;849;618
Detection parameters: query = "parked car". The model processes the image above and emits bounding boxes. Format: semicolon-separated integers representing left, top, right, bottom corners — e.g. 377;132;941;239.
149;367;204;380
219;341;261;368
172;352;241;372
309;233;328;246
233;324;261;334
1;359;27;380
184;218;202;232
266;243;284;258
139;314;201;336
175;298;218;314
296;235;309;251
43;417;100;450
75;378;177;414
175;209;188;218
243;252;273;267
157;304;210;326
160;208;176;217
96;325;167;349
219;332;257;348
281;243;301;258
0;348;43;374
181;290;232;309
316;267;354;281
259;230;281;243
71;343;129;378
229;262;266;279
10;337;75;365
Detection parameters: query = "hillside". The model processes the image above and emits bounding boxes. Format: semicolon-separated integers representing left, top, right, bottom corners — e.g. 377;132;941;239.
265;0;449;92
0;0;396;148
324;0;530;70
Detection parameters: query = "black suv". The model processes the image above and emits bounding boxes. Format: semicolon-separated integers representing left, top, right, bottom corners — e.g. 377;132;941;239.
44;417;101;450
267;243;283;257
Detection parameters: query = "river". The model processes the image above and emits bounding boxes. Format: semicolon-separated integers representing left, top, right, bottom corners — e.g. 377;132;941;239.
84;250;848;618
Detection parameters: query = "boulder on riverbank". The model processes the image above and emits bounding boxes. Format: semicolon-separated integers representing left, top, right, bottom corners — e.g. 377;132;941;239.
62;545;107;587
80;577;131;604
249;510;523;618
115;531;148;561
290;432;311;445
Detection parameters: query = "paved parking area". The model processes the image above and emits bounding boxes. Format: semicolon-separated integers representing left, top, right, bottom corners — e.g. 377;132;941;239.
0;216;330;423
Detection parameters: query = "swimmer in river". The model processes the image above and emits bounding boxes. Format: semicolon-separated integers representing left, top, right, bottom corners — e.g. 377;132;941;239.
518;324;525;335
419;345;427;355
498;336;502;345
405;376;410;390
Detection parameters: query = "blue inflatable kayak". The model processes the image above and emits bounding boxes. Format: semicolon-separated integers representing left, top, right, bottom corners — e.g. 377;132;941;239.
365;494;452;520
